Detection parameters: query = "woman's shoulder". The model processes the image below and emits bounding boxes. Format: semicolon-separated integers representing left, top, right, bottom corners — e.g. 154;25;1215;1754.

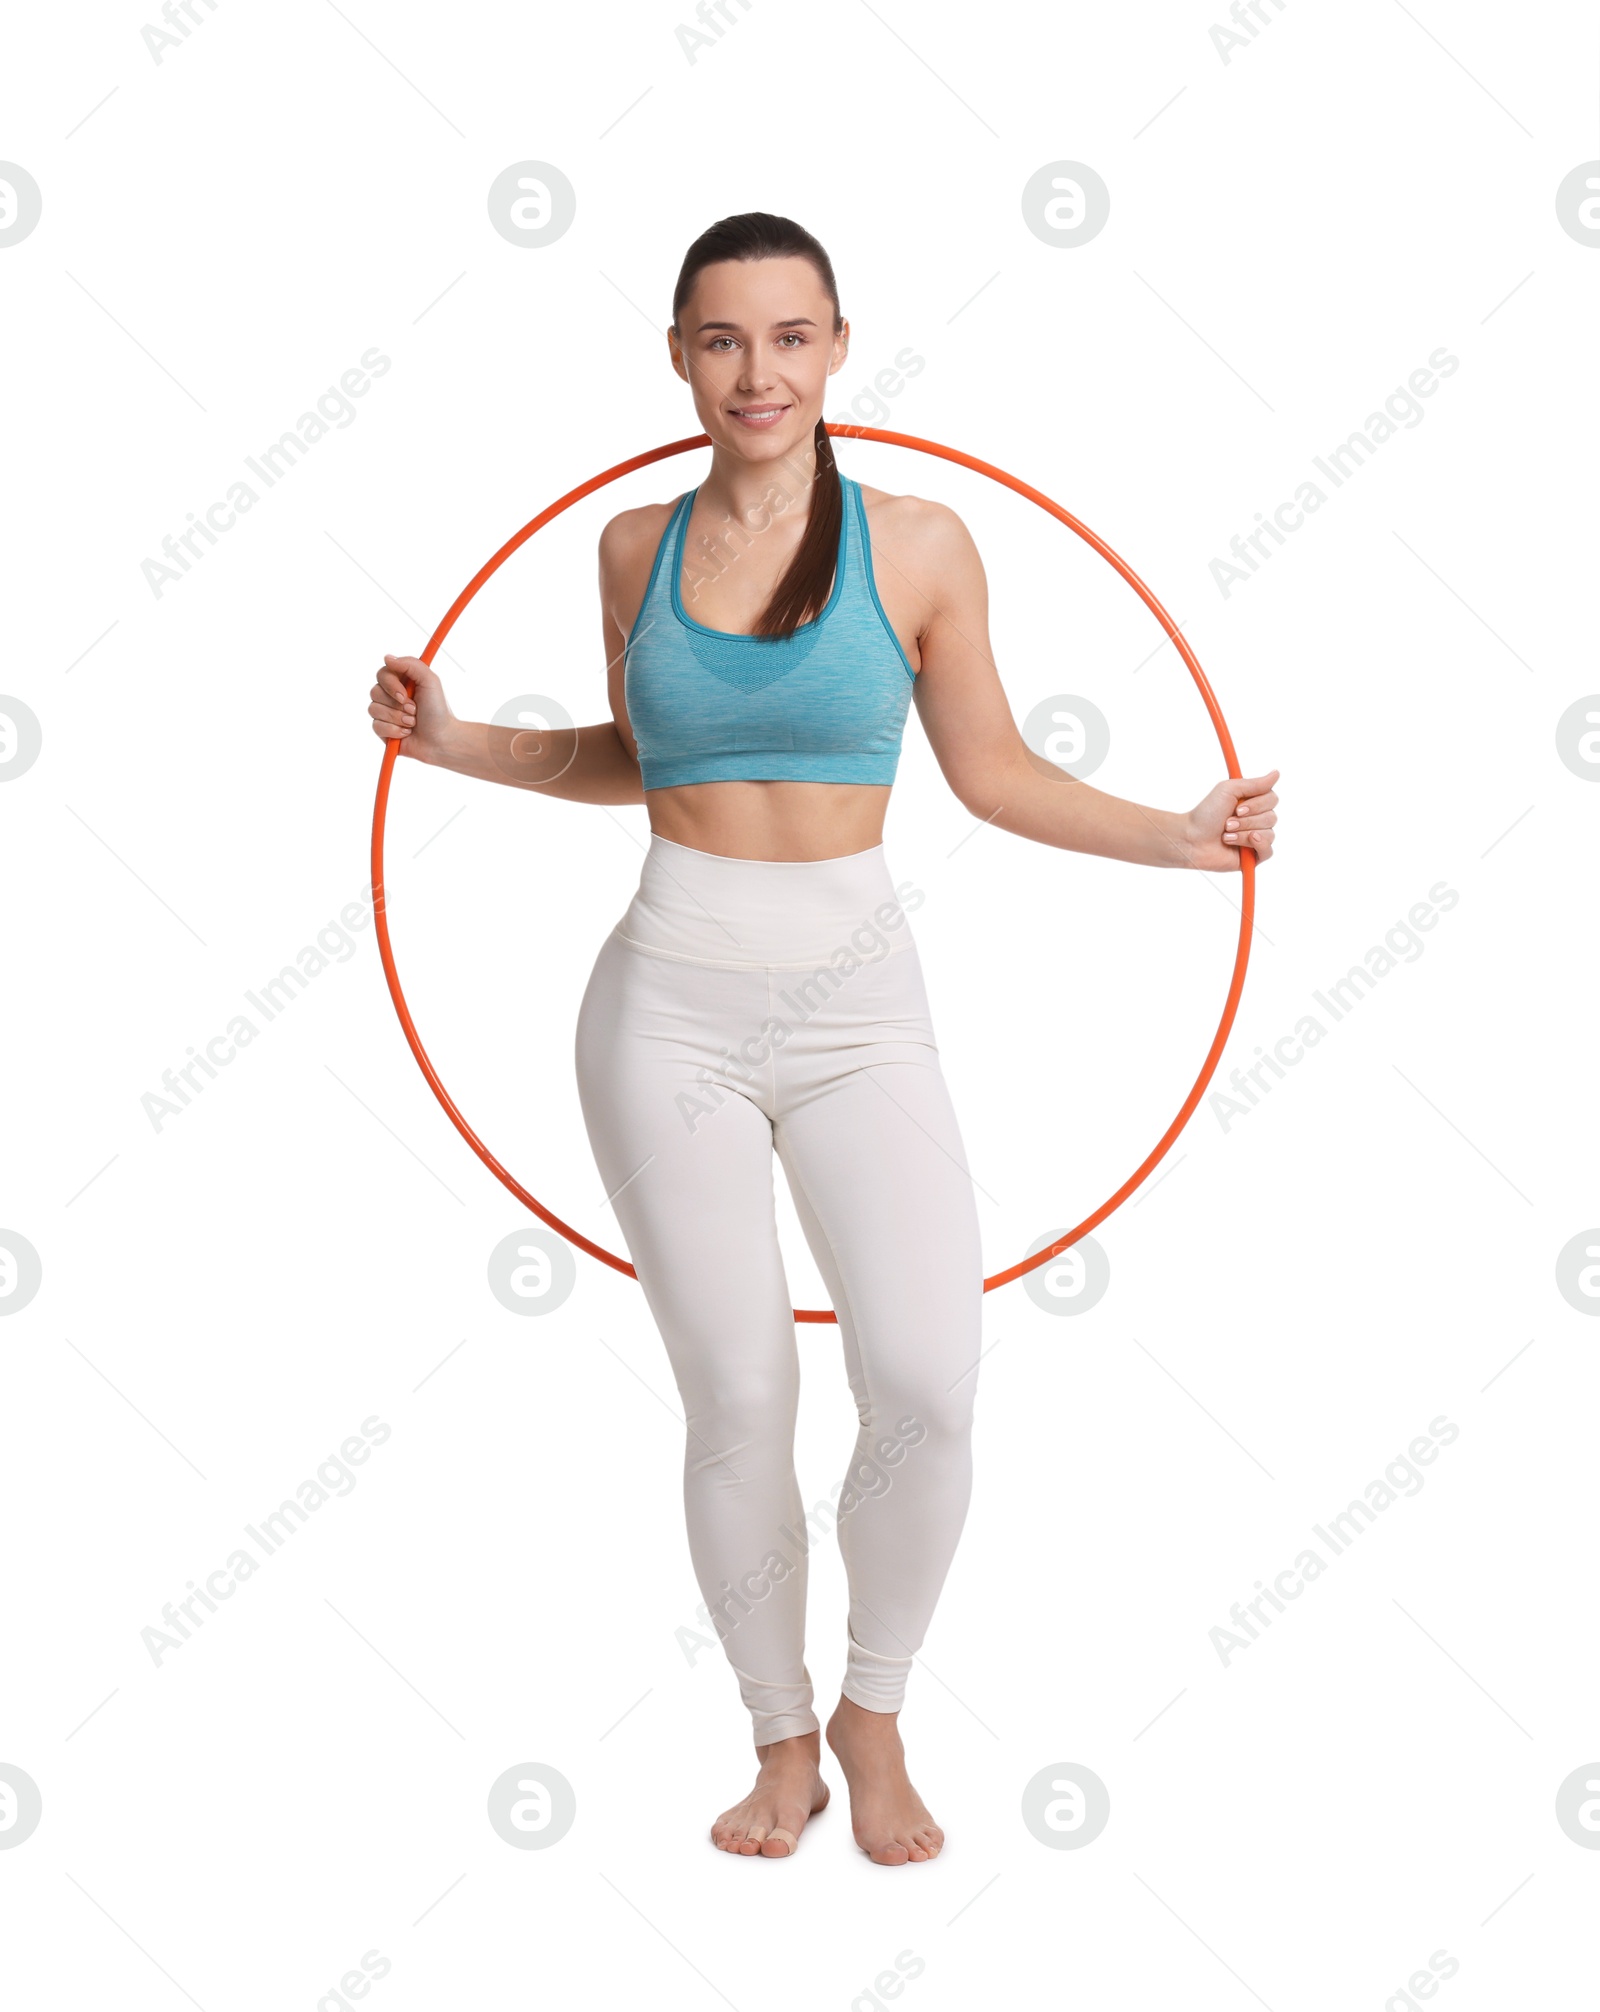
853;481;979;569
597;492;686;593
599;492;685;554
597;494;688;641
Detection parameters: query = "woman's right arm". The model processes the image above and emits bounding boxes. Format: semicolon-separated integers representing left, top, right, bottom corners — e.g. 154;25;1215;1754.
366;516;648;807
368;656;644;805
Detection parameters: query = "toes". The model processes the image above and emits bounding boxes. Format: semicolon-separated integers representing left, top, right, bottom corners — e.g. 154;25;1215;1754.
762;1826;799;1857
739;1827;765;1855
861;1823;944;1864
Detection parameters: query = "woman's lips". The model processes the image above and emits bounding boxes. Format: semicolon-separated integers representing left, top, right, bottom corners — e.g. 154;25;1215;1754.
728;404;790;428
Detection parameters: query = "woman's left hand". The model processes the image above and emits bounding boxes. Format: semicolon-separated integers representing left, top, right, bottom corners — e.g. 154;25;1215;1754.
1185;769;1280;871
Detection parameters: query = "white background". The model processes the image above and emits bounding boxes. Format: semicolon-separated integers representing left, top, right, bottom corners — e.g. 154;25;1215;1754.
3;1;1597;2006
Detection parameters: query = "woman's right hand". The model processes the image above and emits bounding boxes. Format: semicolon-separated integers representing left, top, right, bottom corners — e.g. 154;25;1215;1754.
369;653;454;762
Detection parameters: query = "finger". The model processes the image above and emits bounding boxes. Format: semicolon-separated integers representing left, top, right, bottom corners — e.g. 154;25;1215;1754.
1226;812;1275;832
371;718;412;739
377;671;417;709
1233;790;1278;815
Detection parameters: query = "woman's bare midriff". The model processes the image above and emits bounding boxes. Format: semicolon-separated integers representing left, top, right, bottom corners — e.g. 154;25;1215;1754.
645;778;893;861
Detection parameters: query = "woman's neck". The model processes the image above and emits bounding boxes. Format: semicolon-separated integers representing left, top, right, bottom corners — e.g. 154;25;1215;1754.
695;438;830;530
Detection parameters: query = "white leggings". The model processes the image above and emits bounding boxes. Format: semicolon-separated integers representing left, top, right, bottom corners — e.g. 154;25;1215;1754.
573;834;983;1745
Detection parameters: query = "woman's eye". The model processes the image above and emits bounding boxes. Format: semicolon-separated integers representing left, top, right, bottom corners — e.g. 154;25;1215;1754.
707;333;805;351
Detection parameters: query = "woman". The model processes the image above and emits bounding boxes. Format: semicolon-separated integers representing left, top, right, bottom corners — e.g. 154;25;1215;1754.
368;212;1279;1867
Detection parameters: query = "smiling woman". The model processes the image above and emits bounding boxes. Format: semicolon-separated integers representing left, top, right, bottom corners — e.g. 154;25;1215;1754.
365;207;1279;1873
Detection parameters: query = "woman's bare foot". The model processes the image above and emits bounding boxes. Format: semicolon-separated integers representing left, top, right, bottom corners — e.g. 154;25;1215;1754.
824;1697;944;1865
709;1730;830;1857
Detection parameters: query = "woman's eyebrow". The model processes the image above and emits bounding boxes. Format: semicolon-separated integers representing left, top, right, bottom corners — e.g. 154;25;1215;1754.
693;316;819;333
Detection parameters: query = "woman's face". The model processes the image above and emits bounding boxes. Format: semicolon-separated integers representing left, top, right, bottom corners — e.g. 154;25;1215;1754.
670;255;848;463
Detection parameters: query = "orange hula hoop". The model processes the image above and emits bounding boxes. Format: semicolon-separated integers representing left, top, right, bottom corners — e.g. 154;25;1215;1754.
370;424;1255;1323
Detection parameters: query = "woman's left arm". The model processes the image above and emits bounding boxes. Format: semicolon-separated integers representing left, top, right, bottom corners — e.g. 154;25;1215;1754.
904;500;1278;872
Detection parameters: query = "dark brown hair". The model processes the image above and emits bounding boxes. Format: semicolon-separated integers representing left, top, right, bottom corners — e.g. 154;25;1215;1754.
671;212;842;641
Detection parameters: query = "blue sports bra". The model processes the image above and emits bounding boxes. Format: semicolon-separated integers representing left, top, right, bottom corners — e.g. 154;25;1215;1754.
622;473;916;791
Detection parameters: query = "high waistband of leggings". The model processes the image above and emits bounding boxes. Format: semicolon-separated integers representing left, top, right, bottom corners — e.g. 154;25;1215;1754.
611;832;920;970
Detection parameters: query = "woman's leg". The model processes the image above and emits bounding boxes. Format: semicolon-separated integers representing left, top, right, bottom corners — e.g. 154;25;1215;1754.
768;942;983;1862
573;932;821;1746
